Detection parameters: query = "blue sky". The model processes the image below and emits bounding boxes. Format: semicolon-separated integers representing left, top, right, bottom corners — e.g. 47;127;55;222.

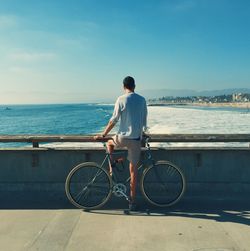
0;0;250;104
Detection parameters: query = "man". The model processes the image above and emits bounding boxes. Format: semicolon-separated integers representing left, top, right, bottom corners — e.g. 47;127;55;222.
94;76;147;210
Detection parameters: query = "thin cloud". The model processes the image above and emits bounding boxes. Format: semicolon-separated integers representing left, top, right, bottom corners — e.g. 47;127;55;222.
9;51;57;62
72;20;99;31
174;1;196;11
56;37;89;49
161;0;197;13
8;66;34;74
0;15;18;28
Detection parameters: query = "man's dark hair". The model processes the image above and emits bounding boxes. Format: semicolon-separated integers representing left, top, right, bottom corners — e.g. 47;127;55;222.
123;76;135;90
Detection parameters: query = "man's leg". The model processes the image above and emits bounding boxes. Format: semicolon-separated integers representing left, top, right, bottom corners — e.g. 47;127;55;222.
129;162;138;203
127;140;141;206
107;140;115;174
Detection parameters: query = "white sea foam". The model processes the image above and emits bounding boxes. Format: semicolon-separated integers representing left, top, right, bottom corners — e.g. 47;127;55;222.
147;106;250;148
43;105;250;148
43;142;103;148
96;103;114;106
148;106;250;134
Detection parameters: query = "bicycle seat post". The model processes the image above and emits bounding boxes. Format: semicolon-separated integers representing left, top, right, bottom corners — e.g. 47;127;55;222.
145;136;151;149
144;136;154;162
103;142;108;153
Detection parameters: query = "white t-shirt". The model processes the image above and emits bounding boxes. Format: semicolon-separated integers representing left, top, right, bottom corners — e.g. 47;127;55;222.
110;92;147;139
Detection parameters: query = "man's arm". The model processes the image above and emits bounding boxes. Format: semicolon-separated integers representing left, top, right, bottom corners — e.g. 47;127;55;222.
94;120;115;140
102;120;115;137
94;98;121;140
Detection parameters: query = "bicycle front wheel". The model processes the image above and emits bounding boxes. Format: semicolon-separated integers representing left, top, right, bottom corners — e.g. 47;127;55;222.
65;162;112;210
141;160;186;207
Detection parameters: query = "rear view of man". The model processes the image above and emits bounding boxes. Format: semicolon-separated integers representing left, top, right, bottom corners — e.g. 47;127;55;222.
94;76;147;210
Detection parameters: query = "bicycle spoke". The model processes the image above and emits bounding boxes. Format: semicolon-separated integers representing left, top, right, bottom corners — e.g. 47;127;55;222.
167;165;176;177
141;161;185;207
89;183;110;191
65;164;112;209
75;187;90;202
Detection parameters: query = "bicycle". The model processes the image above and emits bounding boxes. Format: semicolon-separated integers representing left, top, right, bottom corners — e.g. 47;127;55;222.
65;136;186;210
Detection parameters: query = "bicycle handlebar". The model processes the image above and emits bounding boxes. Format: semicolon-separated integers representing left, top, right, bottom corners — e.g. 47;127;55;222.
93;134;151;143
93;136;114;142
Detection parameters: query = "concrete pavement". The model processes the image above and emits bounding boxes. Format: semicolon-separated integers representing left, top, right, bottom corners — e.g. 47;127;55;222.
0;199;250;251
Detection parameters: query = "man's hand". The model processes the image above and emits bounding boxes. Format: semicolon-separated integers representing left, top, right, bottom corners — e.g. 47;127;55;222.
94;121;115;141
93;135;105;141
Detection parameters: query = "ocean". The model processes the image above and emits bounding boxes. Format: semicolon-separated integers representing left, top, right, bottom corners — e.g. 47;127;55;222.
0;103;249;148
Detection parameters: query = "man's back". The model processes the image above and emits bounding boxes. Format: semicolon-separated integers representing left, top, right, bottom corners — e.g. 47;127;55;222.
110;92;147;139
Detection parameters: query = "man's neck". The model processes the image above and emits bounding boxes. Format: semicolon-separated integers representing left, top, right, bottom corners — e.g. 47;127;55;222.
125;89;134;94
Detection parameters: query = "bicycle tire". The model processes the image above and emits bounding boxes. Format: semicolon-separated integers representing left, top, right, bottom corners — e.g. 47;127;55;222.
141;160;186;207
65;162;112;210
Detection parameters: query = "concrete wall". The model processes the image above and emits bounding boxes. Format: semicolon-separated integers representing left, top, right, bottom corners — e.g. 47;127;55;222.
0;147;250;205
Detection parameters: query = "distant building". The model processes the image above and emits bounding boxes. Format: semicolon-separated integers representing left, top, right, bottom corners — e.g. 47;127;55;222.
148;93;250;105
232;93;243;102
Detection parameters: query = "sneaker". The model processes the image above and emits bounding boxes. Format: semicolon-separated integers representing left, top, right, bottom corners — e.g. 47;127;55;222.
129;202;137;211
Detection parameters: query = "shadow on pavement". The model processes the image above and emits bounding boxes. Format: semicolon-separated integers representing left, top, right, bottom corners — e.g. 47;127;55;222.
88;197;250;227
1;192;250;227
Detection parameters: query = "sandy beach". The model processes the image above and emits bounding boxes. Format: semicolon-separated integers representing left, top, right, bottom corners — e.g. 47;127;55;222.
191;102;250;109
148;102;250;109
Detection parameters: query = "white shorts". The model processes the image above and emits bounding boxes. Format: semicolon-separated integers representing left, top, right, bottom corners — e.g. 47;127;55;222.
112;135;141;166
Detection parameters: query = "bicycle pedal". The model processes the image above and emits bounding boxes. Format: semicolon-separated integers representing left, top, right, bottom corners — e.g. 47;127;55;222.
123;209;130;215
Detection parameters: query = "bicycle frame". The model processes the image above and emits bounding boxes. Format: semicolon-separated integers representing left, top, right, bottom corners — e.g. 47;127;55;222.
65;136;186;209
99;139;155;186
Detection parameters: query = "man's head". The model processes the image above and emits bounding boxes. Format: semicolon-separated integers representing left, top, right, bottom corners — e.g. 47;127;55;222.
123;76;135;91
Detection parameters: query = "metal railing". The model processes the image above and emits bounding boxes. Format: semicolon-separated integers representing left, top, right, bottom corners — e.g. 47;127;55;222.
0;134;249;148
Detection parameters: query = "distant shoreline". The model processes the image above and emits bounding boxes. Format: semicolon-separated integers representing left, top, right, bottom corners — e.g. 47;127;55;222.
148;102;250;109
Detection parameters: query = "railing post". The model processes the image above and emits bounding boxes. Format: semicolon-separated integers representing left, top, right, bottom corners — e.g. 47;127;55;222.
32;142;39;148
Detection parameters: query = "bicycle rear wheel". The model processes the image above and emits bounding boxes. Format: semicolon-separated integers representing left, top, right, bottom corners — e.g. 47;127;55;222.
65;162;112;210
141;160;186;207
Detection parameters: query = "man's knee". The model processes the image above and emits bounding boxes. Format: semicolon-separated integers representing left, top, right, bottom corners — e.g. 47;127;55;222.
107;140;115;153
107;139;114;146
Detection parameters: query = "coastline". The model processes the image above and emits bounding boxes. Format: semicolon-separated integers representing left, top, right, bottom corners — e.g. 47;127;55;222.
148;102;250;109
